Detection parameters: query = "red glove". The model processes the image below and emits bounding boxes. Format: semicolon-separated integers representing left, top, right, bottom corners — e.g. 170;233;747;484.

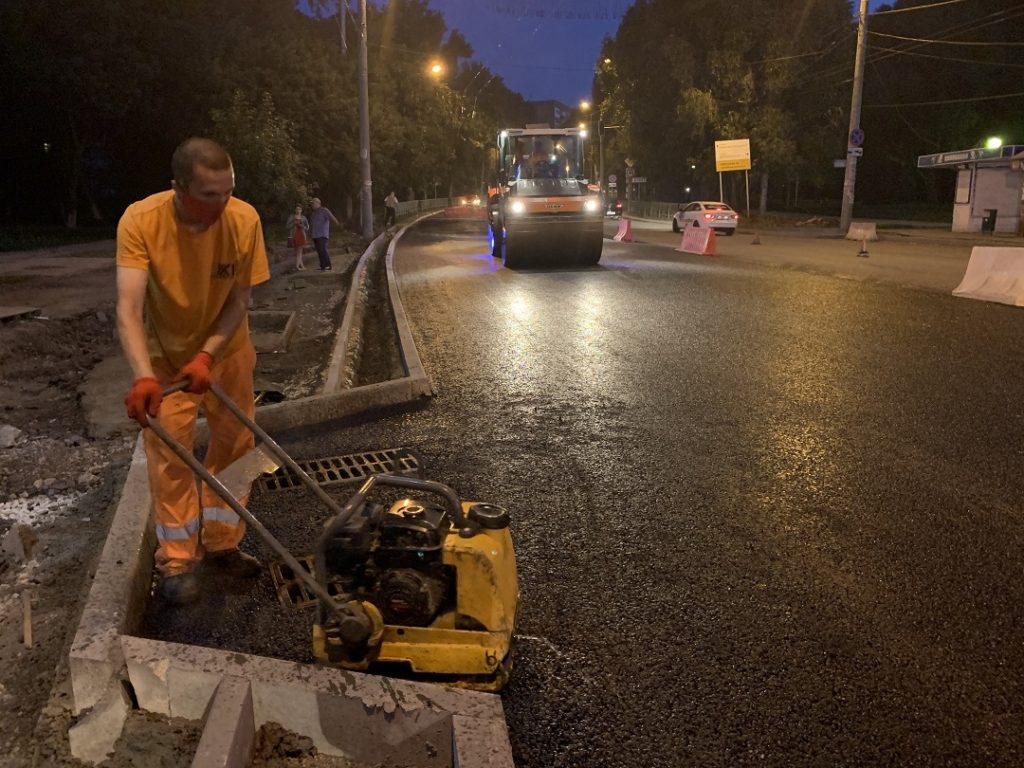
174;351;214;394
125;377;163;427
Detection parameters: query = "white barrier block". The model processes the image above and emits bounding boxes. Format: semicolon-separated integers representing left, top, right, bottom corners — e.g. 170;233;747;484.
953;246;1024;306
846;222;878;241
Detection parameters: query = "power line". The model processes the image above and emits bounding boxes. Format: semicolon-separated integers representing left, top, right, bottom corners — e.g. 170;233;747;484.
789;4;1024;94
869;43;1024;68
863;89;1024;107
872;0;970;15
870;30;1024;46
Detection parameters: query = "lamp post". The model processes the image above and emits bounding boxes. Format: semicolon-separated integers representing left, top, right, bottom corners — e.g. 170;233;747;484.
579;100;594;180
357;0;373;239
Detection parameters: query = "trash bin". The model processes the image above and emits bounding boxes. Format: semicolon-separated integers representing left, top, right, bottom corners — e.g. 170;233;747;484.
982;208;998;233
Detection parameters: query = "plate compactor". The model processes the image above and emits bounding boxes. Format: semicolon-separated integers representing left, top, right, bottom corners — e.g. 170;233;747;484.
146;382;519;691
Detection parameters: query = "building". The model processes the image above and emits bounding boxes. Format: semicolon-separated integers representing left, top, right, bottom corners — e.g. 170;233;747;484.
527;100;572;129
917;145;1024;234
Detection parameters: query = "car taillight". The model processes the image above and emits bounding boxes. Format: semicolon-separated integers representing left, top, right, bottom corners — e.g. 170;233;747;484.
703;213;714;220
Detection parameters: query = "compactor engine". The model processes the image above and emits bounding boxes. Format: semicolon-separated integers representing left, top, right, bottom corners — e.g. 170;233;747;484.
489;125;604;268
312;475;518;691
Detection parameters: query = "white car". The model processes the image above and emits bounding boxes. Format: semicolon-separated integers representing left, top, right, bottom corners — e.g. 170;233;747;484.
672;201;738;235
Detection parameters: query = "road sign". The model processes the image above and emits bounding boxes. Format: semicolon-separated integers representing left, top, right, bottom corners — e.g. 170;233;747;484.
917;145;1024;168
608;174;617;183
631;177;647;183
848;147;864;157
833;159;847;169
715;139;751;172
849;128;865;148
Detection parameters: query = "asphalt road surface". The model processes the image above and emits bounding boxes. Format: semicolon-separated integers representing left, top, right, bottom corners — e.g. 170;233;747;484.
292;217;1024;767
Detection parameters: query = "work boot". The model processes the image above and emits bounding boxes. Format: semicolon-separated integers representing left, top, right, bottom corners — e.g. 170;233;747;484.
160;572;200;605
204;549;262;578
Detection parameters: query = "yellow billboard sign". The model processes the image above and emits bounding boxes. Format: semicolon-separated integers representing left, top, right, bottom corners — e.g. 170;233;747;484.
715;139;751;172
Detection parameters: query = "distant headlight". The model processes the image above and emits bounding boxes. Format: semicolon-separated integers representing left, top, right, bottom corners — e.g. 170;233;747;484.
584;198;600;213
510;201;526;215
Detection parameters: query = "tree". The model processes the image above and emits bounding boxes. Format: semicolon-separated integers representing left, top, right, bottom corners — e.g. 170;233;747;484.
210;91;309;225
601;0;853;209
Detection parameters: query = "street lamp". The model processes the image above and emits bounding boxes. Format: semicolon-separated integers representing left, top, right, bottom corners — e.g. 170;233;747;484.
429;61;444;78
985;136;1003;150
579;100;595;179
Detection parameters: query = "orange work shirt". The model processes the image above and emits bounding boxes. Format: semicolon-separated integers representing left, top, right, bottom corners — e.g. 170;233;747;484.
116;191;270;369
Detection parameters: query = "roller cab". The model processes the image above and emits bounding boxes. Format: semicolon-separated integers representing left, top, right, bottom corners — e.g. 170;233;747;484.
490;126;604;268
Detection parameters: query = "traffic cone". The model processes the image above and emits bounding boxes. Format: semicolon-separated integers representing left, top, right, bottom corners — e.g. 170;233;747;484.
704;228;717;256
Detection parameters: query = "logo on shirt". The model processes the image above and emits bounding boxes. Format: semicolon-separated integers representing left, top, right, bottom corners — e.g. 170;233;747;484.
214;263;236;279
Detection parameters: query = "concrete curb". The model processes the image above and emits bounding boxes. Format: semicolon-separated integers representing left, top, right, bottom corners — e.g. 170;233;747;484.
324;214;438;397
68;436;154;715
121;635;510;766
323;230;389;392
386;220;434;397
190;676;255;768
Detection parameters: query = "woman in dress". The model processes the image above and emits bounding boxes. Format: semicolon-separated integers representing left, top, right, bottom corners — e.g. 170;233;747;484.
286;204;311;271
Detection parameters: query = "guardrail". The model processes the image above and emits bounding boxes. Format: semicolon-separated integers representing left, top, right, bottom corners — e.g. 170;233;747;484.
394;197;451;218
624;200;679;221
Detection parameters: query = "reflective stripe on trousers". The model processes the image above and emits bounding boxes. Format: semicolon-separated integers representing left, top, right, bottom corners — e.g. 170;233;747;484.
143;343;256;575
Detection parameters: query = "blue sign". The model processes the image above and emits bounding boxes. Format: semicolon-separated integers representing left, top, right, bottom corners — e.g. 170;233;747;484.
849;128;865;148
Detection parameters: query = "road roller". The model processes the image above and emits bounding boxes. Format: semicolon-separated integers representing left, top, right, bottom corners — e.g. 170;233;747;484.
489;125;604;268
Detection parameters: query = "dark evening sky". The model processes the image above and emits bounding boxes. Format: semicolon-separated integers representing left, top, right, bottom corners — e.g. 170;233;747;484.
425;0;885;105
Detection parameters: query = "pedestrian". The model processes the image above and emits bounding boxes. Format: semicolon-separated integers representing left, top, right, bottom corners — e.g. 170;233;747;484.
384;190;398;227
116;137;270;606
286;204;310;271
309;197;340;271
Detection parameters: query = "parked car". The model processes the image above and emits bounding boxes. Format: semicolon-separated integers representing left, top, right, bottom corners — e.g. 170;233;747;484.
672;201;738;235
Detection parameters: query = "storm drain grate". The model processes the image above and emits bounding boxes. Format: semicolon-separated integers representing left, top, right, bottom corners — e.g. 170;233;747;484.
257;447;422;492
270;554;348;610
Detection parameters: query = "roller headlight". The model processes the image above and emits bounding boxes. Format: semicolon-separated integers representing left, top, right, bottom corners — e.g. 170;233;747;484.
510;200;526;215
584;198;600;213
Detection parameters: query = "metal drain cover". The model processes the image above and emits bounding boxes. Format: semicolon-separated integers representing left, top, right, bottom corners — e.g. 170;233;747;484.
270;555;348;610
257;447;422;493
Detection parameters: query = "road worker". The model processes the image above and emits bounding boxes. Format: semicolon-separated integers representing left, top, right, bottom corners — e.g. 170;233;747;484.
116;137;270;605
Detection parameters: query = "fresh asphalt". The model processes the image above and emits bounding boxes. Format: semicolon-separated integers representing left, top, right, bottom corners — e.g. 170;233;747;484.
262;217;1024;766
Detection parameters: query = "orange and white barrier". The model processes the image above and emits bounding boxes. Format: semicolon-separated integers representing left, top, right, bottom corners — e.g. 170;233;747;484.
676;226;717;256
612;218;633;242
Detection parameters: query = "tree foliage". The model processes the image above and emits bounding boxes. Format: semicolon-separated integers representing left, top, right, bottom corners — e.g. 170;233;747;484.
598;0;851;209
598;0;1024;210
0;0;528;228
211;91;309;224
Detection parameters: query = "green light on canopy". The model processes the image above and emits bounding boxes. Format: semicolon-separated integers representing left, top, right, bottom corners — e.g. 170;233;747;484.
985;137;1003;150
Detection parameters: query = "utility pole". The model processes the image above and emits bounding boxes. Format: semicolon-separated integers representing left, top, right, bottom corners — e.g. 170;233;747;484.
338;0;347;56
840;0;869;233
357;0;374;239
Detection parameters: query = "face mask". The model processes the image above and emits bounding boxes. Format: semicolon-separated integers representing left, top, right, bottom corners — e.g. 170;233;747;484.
179;189;227;227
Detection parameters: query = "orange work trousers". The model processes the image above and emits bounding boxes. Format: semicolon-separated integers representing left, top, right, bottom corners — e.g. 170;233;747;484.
143;343;257;576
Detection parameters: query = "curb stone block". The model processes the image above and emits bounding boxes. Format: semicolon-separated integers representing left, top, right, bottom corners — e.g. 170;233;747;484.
67;678;131;765
191;676;255;768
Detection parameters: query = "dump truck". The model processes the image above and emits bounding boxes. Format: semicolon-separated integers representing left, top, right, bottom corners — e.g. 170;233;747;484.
488;126;604;268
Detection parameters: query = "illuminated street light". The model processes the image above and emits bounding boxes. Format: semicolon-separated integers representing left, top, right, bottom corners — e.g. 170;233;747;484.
580;100;591;112
986;136;1003;150
429;61;444;77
